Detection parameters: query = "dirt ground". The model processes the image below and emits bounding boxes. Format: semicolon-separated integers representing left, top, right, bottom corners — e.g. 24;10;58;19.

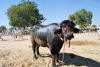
0;34;100;67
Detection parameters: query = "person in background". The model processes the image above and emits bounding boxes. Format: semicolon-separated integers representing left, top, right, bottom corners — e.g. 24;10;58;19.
13;28;19;34
13;28;19;39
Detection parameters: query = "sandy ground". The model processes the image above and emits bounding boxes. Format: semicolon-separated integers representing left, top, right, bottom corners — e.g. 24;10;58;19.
0;33;100;67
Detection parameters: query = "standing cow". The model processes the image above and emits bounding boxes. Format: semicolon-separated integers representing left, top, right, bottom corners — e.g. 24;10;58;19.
31;20;79;67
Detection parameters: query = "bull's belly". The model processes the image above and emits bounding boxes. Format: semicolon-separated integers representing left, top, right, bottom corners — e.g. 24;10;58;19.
34;37;48;47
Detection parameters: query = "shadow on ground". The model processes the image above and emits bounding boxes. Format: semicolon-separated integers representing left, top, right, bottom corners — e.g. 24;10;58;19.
58;53;100;67
37;53;100;67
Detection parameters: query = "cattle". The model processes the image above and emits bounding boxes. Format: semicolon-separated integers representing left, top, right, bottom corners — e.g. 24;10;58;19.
30;20;79;67
13;33;24;40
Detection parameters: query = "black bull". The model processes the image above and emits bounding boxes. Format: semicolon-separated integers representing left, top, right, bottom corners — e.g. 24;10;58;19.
30;20;79;67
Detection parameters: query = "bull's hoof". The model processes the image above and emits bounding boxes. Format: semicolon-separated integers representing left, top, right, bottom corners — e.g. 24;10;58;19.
37;55;41;57
52;64;56;67
56;60;59;63
56;62;59;66
33;56;37;60
56;60;60;65
33;58;37;61
52;65;56;67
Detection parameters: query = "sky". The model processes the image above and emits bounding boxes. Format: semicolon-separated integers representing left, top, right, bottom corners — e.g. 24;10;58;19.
0;0;100;28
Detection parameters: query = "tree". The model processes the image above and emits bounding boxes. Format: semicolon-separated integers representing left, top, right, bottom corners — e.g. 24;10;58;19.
8;27;14;31
69;9;93;28
91;25;96;28
0;26;6;31
7;0;45;29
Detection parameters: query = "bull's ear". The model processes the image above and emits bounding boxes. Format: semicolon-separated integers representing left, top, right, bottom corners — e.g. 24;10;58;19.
54;29;62;34
73;28;79;33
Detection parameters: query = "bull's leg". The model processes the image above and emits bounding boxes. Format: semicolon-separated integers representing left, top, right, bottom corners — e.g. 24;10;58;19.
32;41;37;59
56;53;59;63
52;54;56;67
50;49;56;67
36;45;41;57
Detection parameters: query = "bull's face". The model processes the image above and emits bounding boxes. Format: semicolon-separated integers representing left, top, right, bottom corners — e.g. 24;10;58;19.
61;20;79;40
55;20;79;40
62;25;74;40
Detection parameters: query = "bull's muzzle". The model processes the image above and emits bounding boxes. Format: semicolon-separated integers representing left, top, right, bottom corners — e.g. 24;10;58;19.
65;33;74;40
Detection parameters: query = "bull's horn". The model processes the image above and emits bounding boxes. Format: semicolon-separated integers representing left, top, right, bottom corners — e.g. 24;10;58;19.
58;24;61;29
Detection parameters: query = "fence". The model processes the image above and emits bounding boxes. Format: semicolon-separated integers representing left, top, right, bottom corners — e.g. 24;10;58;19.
74;32;100;41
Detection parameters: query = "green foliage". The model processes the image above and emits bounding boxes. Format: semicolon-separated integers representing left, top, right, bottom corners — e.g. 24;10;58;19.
0;26;6;31
8;27;14;31
91;25;96;28
7;0;45;28
69;9;93;28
